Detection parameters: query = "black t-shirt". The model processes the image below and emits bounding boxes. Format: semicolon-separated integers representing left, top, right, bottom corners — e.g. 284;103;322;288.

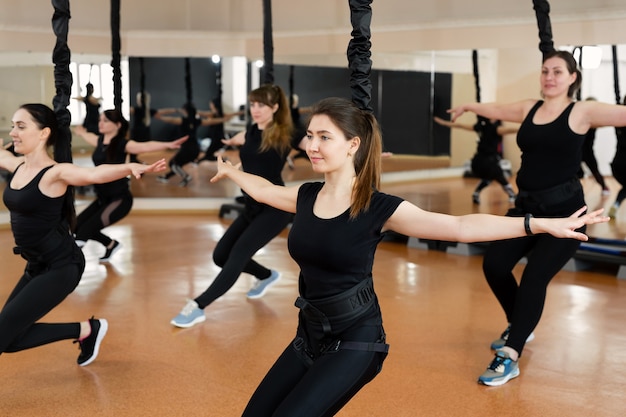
288;182;403;300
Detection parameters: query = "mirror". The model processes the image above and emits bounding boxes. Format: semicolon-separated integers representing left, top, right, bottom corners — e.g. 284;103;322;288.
1;45;625;205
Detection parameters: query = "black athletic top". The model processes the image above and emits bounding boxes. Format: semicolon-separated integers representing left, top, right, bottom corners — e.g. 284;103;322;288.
239;124;287;187
3;165;63;248
474;119;502;156
288;182;403;300
83;99;101;134
131;106;157;141
92;135;129;199
516;101;584;191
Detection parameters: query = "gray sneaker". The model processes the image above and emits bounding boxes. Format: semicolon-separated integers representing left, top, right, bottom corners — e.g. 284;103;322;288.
171;300;206;328
478;350;520;386
491;325;535;350
247;270;281;299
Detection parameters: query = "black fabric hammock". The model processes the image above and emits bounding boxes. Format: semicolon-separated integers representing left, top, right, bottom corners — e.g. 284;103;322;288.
51;0;73;164
111;0;122;110
347;0;373;112
532;0;556;59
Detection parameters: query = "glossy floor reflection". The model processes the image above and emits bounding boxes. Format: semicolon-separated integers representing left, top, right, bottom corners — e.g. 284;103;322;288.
0;176;625;416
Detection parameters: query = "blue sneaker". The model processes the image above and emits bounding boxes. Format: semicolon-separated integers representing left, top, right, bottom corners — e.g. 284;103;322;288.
491;325;535;350
478;350;520;386
171;300;206;328
247;270;281;299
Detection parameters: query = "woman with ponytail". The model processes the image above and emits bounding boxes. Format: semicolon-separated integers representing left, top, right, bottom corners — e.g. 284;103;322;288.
208;96;606;416
170;84;293;327
0;103;167;366
73;109;187;262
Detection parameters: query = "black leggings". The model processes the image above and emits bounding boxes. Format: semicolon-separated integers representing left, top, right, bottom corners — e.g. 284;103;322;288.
242;324;386;417
195;204;292;308
0;249;85;354
75;192;133;247
482;233;580;355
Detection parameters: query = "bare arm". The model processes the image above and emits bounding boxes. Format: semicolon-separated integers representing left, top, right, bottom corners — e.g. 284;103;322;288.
210;156;298;213
433;116;475;132
73;125;99;147
0;141;23;172
221;130;246;147
125;136;188;154
496;125;520;136
578;100;626;130
384;202;607;243
448;100;535;124
43;159;167;195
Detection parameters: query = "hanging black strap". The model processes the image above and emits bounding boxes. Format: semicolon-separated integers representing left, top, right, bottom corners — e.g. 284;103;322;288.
110;0;122;110
347;0;373;113
262;0;274;84
532;0;556;59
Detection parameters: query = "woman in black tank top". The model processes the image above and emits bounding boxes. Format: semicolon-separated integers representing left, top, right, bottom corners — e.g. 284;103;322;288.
73;109;188;262
449;50;626;386
0;103;167;367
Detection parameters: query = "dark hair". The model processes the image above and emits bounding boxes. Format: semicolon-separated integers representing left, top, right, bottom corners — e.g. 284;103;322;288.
19;103;76;231
248;84;292;153
102;109;129;162
85;83;95;96
543;50;582;99
308;97;382;218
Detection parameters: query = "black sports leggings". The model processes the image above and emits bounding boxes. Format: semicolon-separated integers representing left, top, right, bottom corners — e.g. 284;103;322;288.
75;192;133;247
482;234;581;355
241;324;386;417
195;204;292;308
0;250;84;354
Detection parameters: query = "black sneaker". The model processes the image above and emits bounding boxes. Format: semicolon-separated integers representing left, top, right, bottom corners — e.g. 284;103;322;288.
99;240;122;262
75;317;108;366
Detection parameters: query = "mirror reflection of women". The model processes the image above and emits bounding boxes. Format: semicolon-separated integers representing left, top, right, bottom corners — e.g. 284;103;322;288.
129;91;157;163
0;103;166;366
155;103;205;186
170;84;293;328
74;109;187;262
75;83;101;134
196;98;243;163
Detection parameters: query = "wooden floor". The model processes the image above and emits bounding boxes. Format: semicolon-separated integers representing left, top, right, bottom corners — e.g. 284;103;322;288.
1;159;626;416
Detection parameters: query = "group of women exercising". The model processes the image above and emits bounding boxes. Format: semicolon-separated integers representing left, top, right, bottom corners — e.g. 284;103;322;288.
5;49;626;415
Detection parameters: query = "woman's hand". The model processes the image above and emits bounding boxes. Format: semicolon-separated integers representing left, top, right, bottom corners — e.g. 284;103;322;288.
210;155;241;183
129;159;167;178
168;135;189;149
539;207;609;241
447;105;467;122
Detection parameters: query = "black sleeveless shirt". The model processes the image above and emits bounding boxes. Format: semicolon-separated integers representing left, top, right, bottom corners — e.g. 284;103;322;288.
516;101;585;191
3;165;64;248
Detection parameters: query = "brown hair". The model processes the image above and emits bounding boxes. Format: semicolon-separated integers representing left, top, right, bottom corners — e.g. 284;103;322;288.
248;84;292;153
543;50;582;99
308;97;382;219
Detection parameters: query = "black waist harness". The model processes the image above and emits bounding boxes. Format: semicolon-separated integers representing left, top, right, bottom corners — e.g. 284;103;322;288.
294;276;388;357
516;177;583;215
13;223;73;264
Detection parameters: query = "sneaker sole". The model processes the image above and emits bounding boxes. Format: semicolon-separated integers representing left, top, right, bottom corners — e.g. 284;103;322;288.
79;319;108;367
478;366;520;386
246;275;281;299
170;314;206;328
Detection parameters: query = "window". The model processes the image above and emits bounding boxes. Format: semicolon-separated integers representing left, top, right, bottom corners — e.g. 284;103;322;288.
69;60;129;125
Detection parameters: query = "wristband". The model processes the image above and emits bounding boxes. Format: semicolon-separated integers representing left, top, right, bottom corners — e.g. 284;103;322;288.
524;213;534;236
